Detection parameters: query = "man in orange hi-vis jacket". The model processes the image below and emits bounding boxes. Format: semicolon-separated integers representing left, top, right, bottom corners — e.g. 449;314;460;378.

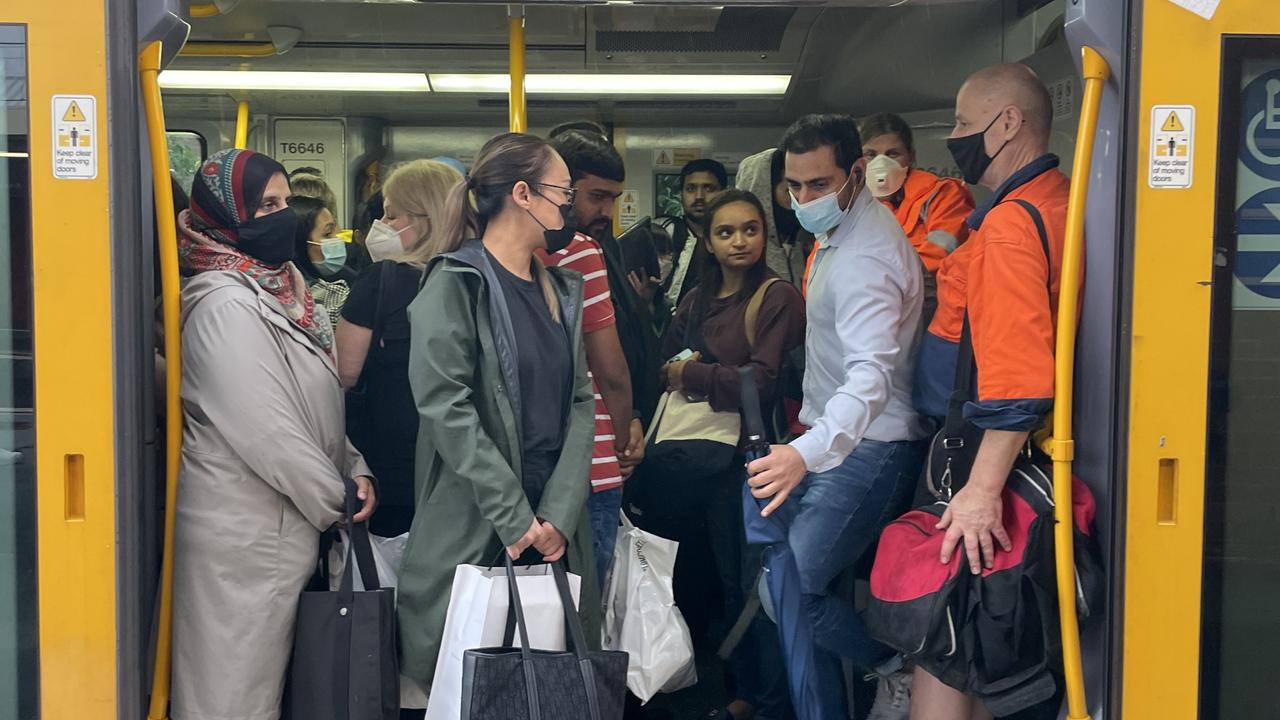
909;63;1073;720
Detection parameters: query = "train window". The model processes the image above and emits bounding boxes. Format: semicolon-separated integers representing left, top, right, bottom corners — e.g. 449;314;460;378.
0;23;37;720
166;130;206;194
1202;35;1280;720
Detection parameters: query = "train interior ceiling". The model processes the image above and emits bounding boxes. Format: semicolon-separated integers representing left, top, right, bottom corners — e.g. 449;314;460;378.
161;0;1078;228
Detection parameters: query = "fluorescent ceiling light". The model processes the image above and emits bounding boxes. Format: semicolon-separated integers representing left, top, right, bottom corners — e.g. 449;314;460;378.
433;73;791;95
158;70;431;92
156;70;790;96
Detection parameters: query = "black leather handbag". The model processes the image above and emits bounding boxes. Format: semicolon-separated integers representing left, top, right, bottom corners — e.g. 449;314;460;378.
460;558;628;720
285;478;399;720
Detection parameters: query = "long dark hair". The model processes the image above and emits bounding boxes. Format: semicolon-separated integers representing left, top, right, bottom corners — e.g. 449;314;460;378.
689;189;772;338
288;194;329;280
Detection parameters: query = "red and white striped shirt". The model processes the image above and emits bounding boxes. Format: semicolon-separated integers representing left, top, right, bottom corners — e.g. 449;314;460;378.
537;234;624;493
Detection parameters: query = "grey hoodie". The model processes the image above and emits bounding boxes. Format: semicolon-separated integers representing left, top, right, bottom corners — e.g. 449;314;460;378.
736;147;811;286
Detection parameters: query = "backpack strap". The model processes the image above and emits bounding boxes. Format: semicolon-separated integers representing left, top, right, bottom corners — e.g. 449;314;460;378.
744;277;781;350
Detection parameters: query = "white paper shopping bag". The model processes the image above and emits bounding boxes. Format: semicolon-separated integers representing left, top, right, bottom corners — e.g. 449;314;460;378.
424;563;581;720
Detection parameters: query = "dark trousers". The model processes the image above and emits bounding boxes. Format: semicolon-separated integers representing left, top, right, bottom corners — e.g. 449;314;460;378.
706;466;795;720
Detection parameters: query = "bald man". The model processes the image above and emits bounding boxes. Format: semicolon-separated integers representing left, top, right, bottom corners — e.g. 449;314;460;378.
904;63;1070;719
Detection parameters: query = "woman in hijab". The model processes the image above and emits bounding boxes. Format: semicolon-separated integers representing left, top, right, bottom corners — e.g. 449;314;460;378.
171;148;377;720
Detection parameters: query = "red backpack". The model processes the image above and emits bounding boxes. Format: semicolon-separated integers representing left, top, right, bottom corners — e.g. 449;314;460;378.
866;458;1103;715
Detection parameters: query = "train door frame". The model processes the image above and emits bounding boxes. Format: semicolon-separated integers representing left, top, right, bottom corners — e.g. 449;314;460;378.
1122;2;1280;719
0;0;129;718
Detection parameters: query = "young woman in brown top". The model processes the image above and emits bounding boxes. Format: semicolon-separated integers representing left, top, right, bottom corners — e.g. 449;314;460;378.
660;188;805;720
663;189;806;415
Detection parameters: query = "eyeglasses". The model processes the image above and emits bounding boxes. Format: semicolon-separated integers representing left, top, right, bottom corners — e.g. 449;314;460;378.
531;182;577;205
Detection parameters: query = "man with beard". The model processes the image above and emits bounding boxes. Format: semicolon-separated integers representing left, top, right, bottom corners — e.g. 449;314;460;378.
660;158;728;312
542;130;663;582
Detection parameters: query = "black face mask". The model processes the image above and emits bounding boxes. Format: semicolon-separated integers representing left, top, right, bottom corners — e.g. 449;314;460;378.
528;194;578;254
946;112;1011;186
236;207;298;267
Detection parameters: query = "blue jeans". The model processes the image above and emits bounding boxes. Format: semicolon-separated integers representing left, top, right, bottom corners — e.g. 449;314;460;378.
588;487;624;587
788;438;926;670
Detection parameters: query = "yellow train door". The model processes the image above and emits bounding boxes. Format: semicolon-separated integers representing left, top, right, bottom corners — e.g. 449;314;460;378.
0;1;119;718
1125;1;1280;718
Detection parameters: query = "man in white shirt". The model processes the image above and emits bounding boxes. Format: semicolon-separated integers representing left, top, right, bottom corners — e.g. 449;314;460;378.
747;114;930;717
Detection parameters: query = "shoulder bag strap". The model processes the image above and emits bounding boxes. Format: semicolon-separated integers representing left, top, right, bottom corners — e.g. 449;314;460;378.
332;478;362;718
502;556;542;720
368;260;396;352
940;199;1053;459
553;560;603;720
744;277;781;350
1010;199;1053;299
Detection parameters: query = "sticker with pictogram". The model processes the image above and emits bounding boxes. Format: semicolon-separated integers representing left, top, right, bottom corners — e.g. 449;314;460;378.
1149;105;1194;188
52;95;97;180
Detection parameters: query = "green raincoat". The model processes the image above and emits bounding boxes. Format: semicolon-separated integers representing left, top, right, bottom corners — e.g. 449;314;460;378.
396;239;600;690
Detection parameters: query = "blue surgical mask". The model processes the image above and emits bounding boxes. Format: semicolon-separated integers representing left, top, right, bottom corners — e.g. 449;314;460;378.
790;173;854;236
308;237;348;276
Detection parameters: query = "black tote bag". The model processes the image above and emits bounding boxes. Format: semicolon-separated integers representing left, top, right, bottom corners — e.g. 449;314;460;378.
286;478;399;720
460;558;628;720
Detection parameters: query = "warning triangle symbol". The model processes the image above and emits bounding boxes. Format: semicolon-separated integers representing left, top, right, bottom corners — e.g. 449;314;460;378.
1161;111;1185;133
62;101;86;123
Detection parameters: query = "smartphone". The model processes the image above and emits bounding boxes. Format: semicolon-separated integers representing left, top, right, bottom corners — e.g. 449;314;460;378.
669;348;694;363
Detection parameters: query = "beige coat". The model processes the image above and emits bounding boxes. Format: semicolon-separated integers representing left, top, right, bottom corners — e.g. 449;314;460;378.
171;270;371;720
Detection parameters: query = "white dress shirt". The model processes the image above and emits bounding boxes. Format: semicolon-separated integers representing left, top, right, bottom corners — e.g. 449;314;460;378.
790;188;928;473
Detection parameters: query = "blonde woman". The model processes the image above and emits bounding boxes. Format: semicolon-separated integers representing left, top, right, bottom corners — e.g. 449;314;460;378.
336;158;462;536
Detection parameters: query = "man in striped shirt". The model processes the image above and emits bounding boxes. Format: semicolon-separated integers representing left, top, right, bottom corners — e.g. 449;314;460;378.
537;233;637;584
543;126;651;586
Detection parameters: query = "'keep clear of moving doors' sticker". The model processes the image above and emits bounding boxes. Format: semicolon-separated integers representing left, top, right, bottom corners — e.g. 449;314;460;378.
1149;105;1193;188
52;95;97;179
1233;64;1280;309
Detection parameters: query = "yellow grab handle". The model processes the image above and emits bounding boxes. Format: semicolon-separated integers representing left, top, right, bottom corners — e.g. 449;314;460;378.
189;3;220;18
508;7;527;133
234;101;249;149
1051;45;1110;720
141;40;183;720
179;41;276;58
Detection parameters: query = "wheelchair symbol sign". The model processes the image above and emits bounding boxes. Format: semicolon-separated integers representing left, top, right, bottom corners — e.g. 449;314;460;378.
1235;186;1280;302
1240;69;1280;180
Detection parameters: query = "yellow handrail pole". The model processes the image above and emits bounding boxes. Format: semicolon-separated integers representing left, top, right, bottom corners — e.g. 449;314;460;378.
141;40;183;720
179;42;277;58
508;5;527;133
189;3;220;18
1052;45;1110;720
234;101;250;149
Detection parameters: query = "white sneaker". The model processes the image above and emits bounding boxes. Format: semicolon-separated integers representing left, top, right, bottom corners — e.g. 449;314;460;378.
864;670;913;720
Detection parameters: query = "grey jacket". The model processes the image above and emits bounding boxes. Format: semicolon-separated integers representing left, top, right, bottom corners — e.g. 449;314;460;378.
171;270;371;720
736;147;813;286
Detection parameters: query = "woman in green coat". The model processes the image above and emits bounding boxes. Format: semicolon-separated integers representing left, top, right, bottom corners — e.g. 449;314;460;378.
397;132;600;694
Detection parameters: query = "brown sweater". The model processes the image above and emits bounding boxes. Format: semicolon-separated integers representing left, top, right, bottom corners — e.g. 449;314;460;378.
662;277;806;413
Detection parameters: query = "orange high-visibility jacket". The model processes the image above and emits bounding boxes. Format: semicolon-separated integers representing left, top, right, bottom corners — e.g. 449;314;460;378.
886;168;975;275
914;156;1073;431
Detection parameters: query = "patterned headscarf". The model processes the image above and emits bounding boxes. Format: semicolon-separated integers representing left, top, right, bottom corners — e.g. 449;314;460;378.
179;148;333;354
